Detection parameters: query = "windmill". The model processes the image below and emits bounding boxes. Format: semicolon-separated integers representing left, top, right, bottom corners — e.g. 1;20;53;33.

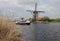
27;2;45;21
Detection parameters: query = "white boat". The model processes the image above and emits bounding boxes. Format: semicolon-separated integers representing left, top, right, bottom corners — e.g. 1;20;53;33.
16;20;31;25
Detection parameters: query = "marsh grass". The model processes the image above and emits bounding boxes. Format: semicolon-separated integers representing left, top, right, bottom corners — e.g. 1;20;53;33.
0;19;22;41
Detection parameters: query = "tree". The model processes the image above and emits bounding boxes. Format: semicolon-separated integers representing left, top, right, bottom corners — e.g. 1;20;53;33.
42;16;50;21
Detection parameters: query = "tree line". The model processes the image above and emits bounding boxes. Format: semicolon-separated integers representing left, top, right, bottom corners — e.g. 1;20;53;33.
28;16;60;22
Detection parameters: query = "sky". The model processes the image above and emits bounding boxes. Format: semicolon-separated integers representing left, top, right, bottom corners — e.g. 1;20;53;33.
0;0;60;19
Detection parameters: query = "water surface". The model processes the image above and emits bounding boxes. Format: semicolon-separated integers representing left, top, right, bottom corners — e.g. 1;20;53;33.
21;23;60;41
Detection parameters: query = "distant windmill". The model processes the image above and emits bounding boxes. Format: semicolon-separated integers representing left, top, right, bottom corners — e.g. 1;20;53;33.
27;2;45;21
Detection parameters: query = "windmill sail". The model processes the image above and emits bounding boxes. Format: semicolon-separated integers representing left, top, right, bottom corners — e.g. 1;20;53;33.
35;2;37;11
26;2;45;21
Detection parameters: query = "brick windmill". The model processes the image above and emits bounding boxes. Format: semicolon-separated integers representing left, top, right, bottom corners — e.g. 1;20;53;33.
27;2;45;21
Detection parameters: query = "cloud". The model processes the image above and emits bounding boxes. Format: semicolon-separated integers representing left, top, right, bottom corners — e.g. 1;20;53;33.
0;0;59;18
0;0;56;14
48;0;60;4
50;0;60;3
0;0;18;7
0;0;42;7
0;0;34;7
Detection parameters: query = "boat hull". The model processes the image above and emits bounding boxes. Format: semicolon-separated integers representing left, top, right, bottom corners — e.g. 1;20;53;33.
16;22;30;25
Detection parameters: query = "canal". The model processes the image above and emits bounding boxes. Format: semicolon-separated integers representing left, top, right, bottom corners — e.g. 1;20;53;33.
20;23;60;41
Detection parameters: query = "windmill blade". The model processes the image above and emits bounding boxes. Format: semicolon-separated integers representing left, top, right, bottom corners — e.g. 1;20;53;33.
37;11;45;13
26;10;33;12
26;10;33;14
35;2;37;11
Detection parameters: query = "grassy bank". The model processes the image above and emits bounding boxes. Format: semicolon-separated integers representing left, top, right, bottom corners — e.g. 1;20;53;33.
50;21;60;23
0;19;23;41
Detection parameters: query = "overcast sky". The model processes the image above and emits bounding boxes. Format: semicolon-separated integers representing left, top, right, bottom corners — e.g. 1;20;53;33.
0;0;60;19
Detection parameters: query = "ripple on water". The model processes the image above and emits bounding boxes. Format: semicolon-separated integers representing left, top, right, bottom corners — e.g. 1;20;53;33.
21;23;60;41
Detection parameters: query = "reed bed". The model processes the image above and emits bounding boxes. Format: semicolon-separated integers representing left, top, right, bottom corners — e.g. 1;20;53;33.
0;19;22;41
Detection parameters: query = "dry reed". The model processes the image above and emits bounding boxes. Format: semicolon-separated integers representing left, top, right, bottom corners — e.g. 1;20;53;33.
0;19;22;41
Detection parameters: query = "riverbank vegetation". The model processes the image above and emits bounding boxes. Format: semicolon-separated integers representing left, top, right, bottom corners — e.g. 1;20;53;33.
42;16;60;22
0;19;22;41
28;16;60;23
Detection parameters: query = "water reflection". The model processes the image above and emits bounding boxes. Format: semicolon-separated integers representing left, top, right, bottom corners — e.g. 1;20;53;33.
33;23;50;41
33;23;39;41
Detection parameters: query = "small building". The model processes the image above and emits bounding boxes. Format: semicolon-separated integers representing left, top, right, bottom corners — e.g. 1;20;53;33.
36;17;43;21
